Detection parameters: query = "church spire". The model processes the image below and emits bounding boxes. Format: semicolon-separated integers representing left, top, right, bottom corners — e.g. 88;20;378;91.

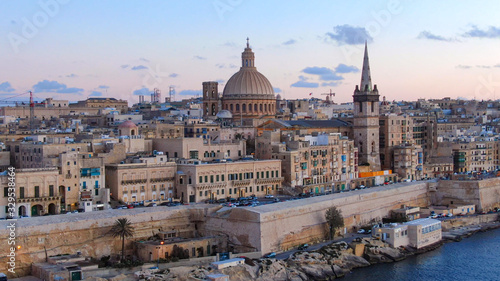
360;41;372;92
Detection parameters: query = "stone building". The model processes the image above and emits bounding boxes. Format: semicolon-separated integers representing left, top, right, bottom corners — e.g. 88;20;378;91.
1;167;62;217
220;39;276;120
353;43;381;171
105;161;177;204
152;138;245;162
451;137;498;173
392;144;424;181
70;97;128;113
203;81;220;118
176;159;282;203
255;130;358;192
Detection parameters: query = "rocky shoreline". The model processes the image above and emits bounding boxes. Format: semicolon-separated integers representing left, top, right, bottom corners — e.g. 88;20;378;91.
85;220;500;281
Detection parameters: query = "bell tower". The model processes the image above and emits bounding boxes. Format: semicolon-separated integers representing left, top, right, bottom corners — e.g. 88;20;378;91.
353;42;381;171
202;81;219;118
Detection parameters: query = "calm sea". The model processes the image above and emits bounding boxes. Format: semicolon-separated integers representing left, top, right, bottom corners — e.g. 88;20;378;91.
344;227;500;281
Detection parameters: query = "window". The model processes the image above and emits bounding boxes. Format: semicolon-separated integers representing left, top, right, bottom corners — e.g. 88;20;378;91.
3;187;7;197
216;175;219;182
199;176;203;183
205;176;208;182
229;189;232;195
222;189;225;194
34;186;40;197
210;175;214;183
19;187;24;199
221;175;225;181
49;185;54;197
189;150;198;159
266;171;269;178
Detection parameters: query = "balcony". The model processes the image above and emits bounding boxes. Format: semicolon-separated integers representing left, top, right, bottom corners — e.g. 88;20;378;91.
232;179;251;187
195;182;228;190
255;177;283;185
150;177;175;183
17;195;61;203
121;179;147;185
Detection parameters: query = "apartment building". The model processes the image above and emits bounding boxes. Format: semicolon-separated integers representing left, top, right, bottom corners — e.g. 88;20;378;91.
176;159;282;203
256;131;358;192
105;161;177;204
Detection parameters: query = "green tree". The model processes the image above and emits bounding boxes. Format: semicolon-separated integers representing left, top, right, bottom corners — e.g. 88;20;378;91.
109;218;134;262
325;206;344;240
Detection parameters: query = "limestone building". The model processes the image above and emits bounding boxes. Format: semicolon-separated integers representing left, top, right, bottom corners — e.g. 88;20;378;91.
176;159;282;203
70;97;128;113
219;39;276;120
353;43;381;171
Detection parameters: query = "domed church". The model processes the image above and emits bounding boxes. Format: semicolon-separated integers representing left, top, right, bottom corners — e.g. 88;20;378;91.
202;39;276;120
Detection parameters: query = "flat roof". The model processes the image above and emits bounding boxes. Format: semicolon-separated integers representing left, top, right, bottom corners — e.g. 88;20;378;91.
405;218;441;227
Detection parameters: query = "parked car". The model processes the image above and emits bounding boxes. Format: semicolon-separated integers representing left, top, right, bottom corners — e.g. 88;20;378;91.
265;194;274;198
273;198;280;202
263;252;276;258
147;203;157;207
430;214;438;219
446;213;453;217
357;229;366;234
298;243;309;250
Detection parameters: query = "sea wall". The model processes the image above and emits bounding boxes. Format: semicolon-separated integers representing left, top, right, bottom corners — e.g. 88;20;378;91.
432;178;500;211
206;182;430;254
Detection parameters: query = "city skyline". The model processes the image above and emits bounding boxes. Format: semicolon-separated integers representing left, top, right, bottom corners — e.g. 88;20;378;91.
1;0;500;104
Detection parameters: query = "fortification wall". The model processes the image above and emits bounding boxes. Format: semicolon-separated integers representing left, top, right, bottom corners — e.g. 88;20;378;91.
206;182;430;254
432;178;500;211
0;206;214;277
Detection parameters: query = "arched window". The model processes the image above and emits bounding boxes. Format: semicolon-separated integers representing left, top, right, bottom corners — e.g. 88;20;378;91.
260;104;263;112
248;104;252;112
230;104;233;111
359;142;363;153
236;104;240;112
372;141;375;153
242;104;246;112
254;104;258;112
264;104;267;112
245;60;248;67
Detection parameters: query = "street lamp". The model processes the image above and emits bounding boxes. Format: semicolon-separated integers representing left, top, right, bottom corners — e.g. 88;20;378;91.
156;241;164;268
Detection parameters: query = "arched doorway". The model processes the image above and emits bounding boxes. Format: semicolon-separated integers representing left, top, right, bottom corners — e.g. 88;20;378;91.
48;203;56;215
31;204;43;216
18;206;27;217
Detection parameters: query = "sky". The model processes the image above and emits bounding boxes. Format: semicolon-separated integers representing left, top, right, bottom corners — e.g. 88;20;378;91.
1;0;500;105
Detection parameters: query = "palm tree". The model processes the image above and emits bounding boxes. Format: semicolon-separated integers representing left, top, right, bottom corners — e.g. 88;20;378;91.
109;218;134;262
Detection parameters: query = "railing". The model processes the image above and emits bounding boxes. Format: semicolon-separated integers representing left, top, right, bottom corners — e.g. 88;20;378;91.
255;177;283;185
121;179;147;185
17;195;61;203
150;177;175;183
232;179;251;187
195;182;228;190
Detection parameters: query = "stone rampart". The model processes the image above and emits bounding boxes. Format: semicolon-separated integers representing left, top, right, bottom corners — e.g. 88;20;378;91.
206;182;430;254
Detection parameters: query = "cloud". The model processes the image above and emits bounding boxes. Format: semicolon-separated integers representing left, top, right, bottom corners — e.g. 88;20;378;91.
417;31;453;42
66;73;78;78
131;65;148;71
98;85;109;89
193;55;206;60
216;63;237;69
476;65;491;68
321;82;340;87
302;67;343;81
90;91;103;97
222;42;237;48
291;76;319;88
334;64;359;73
0;82;15;92
273;87;282;93
120;65;129;69
178;90;202;97
463;25;500;38
32;80;83;94
216;79;225;85
132;87;151;96
494;64;500;68
325;25;373;45
456;65;472;69
282;39;297;45
139;57;150;62
169;73;179;78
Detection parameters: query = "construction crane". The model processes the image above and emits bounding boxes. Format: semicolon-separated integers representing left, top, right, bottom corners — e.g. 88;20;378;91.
0;91;43;134
321;89;336;104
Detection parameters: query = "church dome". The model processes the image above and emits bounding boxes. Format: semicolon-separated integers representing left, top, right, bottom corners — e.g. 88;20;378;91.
222;39;275;99
216;110;233;119
118;120;137;129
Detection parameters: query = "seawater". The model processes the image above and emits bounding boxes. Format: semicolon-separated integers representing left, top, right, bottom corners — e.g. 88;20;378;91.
344;227;500;281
